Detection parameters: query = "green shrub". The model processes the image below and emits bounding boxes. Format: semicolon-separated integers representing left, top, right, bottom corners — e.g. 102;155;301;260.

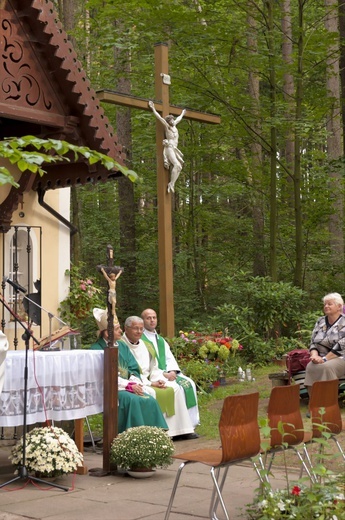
178;359;219;392
216;275;305;337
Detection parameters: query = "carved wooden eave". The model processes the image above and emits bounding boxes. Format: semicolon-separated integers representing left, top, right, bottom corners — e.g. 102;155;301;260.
0;0;126;232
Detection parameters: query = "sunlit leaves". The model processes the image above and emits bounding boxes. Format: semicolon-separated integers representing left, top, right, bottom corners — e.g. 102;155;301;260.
0;136;138;186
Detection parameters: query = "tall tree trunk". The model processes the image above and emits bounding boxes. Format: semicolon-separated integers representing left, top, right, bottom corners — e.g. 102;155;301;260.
114;32;138;317
267;0;278;282
247;7;265;277
281;0;295;209
293;1;304;287
339;0;345;156
325;0;344;272
62;0;81;264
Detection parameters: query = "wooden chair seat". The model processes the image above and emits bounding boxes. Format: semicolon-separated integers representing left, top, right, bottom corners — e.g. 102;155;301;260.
164;392;263;520
303;379;345;476
173;449;223;466
259;384;315;482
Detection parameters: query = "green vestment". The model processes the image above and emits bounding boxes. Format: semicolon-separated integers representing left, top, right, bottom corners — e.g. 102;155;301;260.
90;337;168;433
141;333;197;409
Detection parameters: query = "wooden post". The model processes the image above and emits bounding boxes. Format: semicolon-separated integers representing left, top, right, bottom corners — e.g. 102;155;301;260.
102;245;118;473
154;43;175;338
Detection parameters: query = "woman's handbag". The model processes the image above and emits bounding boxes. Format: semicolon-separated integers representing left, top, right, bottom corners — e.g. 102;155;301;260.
286;349;311;378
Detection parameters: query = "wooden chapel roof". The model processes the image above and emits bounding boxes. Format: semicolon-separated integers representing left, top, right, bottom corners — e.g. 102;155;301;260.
0;0;126;231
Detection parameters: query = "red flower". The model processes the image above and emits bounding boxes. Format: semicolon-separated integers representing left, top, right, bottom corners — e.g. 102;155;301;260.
291;486;301;496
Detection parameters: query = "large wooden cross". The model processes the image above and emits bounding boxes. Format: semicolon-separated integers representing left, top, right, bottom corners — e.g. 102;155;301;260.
97;43;220;337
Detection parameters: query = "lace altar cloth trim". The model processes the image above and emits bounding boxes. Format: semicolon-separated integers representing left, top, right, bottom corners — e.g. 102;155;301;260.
0;350;104;427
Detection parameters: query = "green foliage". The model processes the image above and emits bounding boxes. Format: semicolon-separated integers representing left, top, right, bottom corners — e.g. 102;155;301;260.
202;275;310;364
248;412;345;519
178;359;219;393
219;274;306;338
61;1;345;335
266;337;306;360
58;262;104;340
83;413;103;437
0;136;138;186
247;477;345;519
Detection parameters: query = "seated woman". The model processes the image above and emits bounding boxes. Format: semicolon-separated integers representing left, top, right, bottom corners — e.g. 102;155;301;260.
90;308;168;433
305;292;345;395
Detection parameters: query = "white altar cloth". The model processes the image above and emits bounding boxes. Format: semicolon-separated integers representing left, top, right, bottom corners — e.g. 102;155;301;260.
0;350;104;427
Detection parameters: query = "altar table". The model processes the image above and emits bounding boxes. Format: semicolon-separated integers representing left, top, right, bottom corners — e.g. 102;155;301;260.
0;349;104;474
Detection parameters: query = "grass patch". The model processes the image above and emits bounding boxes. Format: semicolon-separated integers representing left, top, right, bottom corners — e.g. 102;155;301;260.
197;363;278;439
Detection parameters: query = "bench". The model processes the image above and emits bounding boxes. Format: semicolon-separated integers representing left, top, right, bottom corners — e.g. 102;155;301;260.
292;371;345;399
268;370;345;399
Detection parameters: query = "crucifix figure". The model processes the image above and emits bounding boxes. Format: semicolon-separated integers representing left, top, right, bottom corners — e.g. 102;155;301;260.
99;266;123;319
149;100;186;193
96;43;220;337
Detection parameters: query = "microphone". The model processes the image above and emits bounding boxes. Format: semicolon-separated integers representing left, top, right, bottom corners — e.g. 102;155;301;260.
5;277;27;294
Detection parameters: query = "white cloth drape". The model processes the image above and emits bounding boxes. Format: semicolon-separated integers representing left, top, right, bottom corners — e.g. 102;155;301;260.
0;349;104;427
0;332;9;397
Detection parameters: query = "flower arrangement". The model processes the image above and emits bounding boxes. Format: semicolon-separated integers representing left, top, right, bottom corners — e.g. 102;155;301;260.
169;330;245;389
110;426;174;470
10;426;83;478
247;479;345;519
59;263;103;327
177;330;244;361
199;340;230;362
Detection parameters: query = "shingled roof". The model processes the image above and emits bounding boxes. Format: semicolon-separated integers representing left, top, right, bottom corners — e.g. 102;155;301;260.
0;0;126;230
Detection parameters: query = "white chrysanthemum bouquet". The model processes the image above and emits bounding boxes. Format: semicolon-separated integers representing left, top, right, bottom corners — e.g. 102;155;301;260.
110;426;174;470
10;426;83;478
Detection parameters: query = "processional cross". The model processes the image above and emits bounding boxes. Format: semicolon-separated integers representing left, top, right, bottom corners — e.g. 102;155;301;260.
97;43;220;338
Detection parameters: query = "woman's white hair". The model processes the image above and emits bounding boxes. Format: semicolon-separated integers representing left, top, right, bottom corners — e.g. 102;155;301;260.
323;292;344;306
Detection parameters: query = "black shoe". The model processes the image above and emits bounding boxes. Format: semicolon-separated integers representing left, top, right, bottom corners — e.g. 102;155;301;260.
182;432;200;440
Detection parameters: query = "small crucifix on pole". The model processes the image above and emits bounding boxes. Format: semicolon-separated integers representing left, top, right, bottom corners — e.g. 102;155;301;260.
97;245;119;473
97;43;220;338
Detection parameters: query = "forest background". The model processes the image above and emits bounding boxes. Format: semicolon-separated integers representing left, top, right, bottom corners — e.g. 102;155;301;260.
54;0;345;363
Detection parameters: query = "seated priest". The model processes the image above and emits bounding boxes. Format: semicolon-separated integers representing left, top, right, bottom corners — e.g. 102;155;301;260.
119;316;197;439
90;308;168;434
141;308;199;430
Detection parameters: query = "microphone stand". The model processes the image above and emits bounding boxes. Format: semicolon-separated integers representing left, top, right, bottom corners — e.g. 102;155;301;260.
0;292;68;491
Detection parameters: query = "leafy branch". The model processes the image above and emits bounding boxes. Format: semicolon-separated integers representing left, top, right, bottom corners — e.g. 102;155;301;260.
0;135;138;187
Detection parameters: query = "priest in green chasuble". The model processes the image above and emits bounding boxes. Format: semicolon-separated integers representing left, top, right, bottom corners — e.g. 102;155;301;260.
120;315;197;439
90;308;167;434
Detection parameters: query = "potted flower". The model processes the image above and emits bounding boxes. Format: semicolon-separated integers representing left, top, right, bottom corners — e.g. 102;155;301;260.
10;426;83;479
110;426;174;478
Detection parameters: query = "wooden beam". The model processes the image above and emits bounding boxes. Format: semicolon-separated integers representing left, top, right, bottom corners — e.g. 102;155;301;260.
96;90;221;125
